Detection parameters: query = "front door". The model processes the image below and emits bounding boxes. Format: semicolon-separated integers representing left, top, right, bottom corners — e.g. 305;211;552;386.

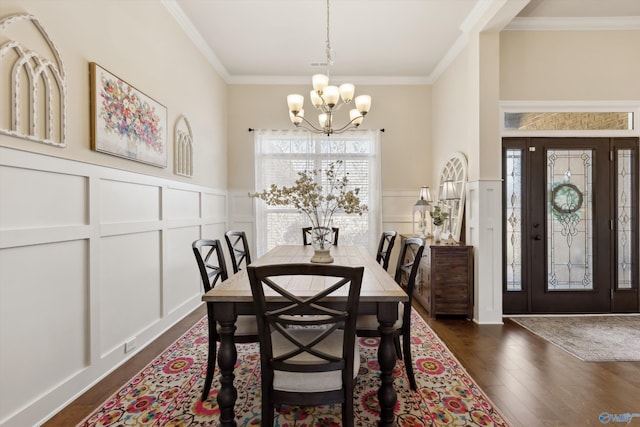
503;137;638;314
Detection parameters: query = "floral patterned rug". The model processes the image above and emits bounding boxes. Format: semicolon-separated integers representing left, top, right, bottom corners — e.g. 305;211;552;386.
78;311;511;426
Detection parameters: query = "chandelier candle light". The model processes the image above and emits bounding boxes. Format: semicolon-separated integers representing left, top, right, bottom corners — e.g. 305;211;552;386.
287;0;371;136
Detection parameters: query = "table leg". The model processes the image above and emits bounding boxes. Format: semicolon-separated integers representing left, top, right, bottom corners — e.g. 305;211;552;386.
217;316;238;427
377;303;398;426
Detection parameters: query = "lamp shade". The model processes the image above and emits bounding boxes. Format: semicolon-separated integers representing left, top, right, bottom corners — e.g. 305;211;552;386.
312;74;329;92
322;86;340;107
441;180;458;200
355;95;371;114
289;110;303;125
419;186;432;202
310;90;323;107
349;109;363;126
318;113;328;128
339;83;355;103
287;94;304;113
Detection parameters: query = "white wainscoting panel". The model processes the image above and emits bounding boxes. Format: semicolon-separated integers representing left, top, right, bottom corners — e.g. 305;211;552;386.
0;146;227;427
466;179;503;324
166;187;200;221
165;226;202;315
202;191;227;220
100;179;161;224
0;240;88;421
99;231;162;356
0;166;87;229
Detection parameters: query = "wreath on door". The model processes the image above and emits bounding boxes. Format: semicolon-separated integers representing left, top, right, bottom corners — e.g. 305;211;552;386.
550;182;583;215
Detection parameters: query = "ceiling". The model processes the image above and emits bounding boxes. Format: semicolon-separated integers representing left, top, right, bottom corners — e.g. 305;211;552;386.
165;0;640;85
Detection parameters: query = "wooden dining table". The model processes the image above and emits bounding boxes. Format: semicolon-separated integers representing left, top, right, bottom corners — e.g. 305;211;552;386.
202;244;408;426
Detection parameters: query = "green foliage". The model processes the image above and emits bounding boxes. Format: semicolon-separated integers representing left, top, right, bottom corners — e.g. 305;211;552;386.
431;205;448;227
249;160;368;228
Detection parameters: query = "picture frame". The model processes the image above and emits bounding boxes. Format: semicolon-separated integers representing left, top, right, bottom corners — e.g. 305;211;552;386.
90;62;167;168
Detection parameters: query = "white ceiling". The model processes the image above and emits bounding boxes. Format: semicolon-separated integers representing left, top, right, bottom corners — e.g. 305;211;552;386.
165;0;640;85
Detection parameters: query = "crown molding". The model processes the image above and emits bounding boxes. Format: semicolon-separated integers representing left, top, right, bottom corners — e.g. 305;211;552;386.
505;16;640;31
161;0;230;81
226;74;431;86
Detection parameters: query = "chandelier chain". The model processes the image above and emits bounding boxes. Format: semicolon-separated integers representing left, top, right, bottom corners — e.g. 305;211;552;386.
325;0;334;71
285;0;371;135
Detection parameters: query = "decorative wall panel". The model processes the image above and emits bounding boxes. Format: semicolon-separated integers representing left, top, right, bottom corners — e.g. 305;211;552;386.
165;226;201;314
165;187;200;220
174;115;193;177
0;14;67;147
0;166;86;229
0;147;226;426
99;232;162;355
100;180;161;224
0;240;87;421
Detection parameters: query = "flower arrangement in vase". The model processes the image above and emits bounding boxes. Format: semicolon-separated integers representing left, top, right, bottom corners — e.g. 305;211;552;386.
249;160;368;262
430;205;448;243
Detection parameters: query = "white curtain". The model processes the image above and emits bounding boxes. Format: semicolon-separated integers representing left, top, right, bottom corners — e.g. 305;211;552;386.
253;129;382;257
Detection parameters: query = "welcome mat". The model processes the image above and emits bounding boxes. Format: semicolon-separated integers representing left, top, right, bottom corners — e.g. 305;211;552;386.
508;315;640;362
79;311;511;426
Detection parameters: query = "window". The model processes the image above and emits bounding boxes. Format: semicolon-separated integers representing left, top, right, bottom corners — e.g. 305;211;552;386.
254;129;381;257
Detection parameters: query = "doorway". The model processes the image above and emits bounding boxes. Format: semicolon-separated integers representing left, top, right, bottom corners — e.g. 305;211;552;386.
502;137;638;314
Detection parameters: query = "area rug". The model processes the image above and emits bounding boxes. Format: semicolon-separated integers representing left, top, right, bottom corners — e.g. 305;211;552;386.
78;311;510;426
508;315;640;362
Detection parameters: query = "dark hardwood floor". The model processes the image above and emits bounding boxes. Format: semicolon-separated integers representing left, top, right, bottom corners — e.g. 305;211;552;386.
44;303;640;427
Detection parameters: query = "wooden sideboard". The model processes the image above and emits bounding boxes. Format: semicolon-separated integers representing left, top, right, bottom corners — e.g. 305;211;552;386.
401;235;474;319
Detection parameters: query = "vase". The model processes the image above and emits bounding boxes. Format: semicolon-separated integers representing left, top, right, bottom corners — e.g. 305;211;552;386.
126;137;138;158
309;226;334;263
433;225;442;243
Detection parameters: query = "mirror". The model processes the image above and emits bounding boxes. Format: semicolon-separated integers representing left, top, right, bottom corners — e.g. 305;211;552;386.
436;152;468;243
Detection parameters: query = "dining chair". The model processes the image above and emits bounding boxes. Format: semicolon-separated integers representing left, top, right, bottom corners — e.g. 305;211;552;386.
376;231;397;271
224;230;252;273
302;226;339;245
247;263;364;427
356;236;425;390
192;239;259;401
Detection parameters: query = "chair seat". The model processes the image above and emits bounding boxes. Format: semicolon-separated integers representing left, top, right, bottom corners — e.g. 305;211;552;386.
216;314;259;336
356;302;403;331
271;329;360;393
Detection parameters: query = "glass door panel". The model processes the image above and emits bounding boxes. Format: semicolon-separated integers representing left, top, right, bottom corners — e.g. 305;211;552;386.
547;149;593;291
503;137;638;314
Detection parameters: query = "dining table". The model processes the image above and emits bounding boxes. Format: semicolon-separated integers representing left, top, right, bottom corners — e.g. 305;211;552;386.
202;244;408;426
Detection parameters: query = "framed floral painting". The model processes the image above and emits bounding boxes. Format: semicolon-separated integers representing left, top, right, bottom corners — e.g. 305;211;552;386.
90;62;167;167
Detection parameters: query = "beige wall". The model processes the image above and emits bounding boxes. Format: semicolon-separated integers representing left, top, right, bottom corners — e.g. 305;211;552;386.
432;41;477;182
1;2;229;425
501;30;640;100
227;84;433;192
0;0;227;188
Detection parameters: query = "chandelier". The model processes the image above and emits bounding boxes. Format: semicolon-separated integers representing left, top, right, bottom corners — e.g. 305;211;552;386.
286;0;371;136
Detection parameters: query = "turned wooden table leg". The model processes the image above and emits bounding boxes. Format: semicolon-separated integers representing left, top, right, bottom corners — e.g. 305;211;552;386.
216;311;238;427
377;302;398;426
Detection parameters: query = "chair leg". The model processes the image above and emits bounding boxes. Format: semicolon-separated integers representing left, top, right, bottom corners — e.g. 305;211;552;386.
402;329;417;391
343;387;355;427
201;317;217;401
262;381;274;427
394;335;403;360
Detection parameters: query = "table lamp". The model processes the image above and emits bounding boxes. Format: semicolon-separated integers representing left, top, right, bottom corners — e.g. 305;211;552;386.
441;180;459;244
412;186;432;238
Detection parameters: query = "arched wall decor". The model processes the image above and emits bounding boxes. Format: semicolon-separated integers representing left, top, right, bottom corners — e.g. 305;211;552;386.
436;151;468;242
0;13;67;147
174;115;193;177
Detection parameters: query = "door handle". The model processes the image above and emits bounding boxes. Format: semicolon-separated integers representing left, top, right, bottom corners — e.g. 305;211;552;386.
533;234;542;240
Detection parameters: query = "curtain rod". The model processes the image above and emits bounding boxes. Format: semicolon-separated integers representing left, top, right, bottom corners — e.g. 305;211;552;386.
248;128;384;132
